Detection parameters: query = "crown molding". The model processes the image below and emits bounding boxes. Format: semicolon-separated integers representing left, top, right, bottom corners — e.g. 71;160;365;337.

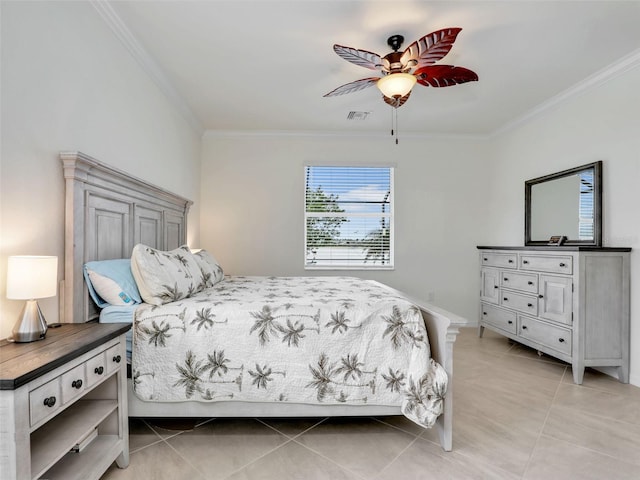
492;47;640;137
202;129;489;142
91;0;204;135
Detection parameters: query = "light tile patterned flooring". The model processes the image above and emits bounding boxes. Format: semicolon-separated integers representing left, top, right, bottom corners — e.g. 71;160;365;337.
102;327;640;479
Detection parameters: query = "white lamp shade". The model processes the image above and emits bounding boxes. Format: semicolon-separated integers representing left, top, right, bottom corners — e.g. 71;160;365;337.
6;256;58;300
377;73;417;98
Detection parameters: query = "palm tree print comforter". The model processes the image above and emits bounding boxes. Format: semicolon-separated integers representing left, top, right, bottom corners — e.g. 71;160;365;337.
132;276;448;428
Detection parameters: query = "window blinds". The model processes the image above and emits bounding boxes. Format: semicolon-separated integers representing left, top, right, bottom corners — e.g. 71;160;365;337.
304;166;394;269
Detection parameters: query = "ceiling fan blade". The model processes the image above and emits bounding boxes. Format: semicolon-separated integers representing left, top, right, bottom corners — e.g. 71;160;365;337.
401;28;462;68
415;65;478;87
382;90;411;108
323;77;380;97
333;45;383;71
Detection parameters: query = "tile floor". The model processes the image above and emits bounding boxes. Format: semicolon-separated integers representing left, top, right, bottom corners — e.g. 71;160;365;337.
102;327;640;479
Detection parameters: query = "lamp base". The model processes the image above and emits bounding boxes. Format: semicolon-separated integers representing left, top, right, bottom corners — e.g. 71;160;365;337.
11;299;48;343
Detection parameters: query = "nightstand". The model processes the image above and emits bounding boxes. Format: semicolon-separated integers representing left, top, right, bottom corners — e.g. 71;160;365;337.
0;322;131;480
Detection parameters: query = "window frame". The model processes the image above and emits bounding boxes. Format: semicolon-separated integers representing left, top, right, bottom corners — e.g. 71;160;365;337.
303;165;395;271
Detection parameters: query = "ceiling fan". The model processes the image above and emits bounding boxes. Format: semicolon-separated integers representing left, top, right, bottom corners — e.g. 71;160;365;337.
324;28;478;109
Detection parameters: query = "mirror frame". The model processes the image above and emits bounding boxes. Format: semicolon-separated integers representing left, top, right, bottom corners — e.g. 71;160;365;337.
525;161;602;246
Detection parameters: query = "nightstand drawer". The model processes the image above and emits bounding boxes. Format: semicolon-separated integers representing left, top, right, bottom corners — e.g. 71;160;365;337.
61;363;86;404
106;344;124;375
30;378;61;426
85;352;107;388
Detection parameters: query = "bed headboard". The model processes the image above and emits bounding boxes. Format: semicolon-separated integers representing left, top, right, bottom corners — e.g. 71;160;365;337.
61;152;193;323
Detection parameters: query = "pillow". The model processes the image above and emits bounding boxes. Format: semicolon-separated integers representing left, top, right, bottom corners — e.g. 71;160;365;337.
83;259;142;308
192;249;224;288
130;244;205;305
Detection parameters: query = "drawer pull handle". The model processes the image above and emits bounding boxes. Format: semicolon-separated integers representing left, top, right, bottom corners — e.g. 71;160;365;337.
113;355;122;363
72;379;83;389
558;338;565;343
503;278;509;281
527;303;533;308
43;396;56;408
539;294;544;299
503;297;508;302
559;262;566;267
483;258;488;261
528;281;534;285
483;312;487;315
507;320;513;325
494;285;499;289
522;325;528;330
94;366;104;375
523;260;529;264
508;259;514;263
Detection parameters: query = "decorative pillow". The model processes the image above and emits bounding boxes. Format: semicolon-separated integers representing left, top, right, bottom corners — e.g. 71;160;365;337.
130;244;205;305
83;259;142;308
192;249;224;288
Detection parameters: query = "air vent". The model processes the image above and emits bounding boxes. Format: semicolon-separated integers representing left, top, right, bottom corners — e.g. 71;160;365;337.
347;111;371;121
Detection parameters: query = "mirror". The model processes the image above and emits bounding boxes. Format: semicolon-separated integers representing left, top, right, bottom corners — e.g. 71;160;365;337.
525;161;602;246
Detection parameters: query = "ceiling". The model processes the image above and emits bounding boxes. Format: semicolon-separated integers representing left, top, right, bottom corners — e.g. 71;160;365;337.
105;0;640;136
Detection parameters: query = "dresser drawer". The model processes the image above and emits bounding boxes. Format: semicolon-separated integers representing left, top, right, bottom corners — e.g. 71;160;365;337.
501;271;538;294
85;351;108;388
518;316;571;356
500;290;538;316
480;303;517;334
481;252;517;269
520;254;573;274
61;363;86;405
30;378;61;426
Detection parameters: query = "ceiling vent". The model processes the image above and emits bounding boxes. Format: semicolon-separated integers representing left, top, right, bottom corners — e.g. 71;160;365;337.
347;111;370;121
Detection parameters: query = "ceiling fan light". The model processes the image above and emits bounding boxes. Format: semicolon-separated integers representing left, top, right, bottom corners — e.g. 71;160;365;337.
377;73;417;98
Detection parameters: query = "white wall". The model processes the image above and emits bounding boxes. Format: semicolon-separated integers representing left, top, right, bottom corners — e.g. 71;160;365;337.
0;1;202;338
484;65;640;385
200;133;490;324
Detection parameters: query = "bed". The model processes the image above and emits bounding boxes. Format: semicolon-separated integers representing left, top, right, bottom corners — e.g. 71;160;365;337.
61;151;463;451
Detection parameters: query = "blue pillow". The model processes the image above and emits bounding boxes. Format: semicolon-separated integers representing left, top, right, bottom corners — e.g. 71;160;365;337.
83;259;142;308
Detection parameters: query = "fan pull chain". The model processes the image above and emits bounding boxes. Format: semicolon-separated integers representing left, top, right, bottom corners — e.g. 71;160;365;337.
390;107;400;145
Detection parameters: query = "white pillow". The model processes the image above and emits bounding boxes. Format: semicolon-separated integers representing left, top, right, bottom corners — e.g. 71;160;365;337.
87;270;136;306
192;250;224;288
130;244;205;305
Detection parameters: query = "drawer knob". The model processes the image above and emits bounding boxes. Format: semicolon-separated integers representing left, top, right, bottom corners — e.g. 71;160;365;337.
539;294;544;299
494;285;499;289
508;259;514;263
507;320;513;325
522;325;528;330
94;366;104;375
43;396;56;408
483;258;488;261
523;260;529;264
483;312;487;315
72;379;83;389
113;355;122;363
503;278;509;282
528;281;534;285
503;297;508;301
559;338;565;343
527;303;533;308
559;262;566;267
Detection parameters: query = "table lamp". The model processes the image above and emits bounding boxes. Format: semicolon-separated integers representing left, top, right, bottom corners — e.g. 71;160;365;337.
6;255;58;342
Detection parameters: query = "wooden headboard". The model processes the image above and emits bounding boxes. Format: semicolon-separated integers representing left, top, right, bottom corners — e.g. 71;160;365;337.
61;152;193;323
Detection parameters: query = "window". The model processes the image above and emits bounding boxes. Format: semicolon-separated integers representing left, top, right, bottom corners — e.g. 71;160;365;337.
304;165;394;269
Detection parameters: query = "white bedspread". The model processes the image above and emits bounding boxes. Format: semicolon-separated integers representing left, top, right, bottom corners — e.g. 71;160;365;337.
132;276;447;428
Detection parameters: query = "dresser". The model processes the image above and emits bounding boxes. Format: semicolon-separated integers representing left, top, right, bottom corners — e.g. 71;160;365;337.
0;322;130;480
477;246;630;384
